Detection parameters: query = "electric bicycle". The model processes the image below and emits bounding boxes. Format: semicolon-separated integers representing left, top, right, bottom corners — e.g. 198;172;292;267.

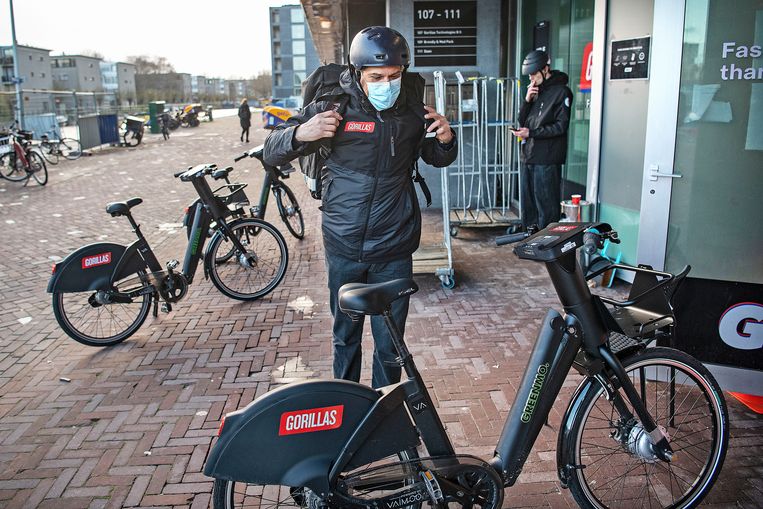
204;222;728;508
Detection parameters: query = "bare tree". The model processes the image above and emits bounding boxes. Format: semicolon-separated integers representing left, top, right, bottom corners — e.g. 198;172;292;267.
251;71;272;98
127;55;176;74
80;50;105;59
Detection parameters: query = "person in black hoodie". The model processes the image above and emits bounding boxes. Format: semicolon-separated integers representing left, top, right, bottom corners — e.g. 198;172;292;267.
263;26;456;388
511;50;573;229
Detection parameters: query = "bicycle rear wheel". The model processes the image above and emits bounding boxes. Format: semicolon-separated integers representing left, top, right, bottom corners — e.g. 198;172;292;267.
28;151;48;185
123;130;140;147
52;271;152;346
564;347;728;508
211;449;420;509
275;183;305;239
39;142;59;164
0;153;28;181
60;138;82;160
207;218;288;301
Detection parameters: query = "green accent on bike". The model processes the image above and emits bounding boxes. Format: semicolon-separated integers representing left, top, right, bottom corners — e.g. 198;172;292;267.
190;228;202;254
521;363;550;423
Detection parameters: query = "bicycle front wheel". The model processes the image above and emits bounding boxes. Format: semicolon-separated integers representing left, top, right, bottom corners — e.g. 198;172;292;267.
52;271;152;347
28;151;48;185
564;347;728;509
60;138;82;160
0;153;27;181
39;142;59;164
275;183;305;239
207;218;288;301
123;130;140;147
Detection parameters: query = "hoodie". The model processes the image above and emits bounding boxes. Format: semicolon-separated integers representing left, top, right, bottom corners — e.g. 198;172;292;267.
518;70;573;165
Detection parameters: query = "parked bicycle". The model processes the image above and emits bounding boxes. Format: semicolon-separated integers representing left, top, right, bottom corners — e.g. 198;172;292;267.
121;115;145;147
234;144;305;239
204;221;728;509
0;126;48;186
47;163;289;347
182;145;305;242
37;131;82;164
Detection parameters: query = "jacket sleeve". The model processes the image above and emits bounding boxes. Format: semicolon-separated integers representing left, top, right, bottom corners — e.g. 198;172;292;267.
419;130;458;168
518;100;532;127
529;88;572;140
263;103;323;167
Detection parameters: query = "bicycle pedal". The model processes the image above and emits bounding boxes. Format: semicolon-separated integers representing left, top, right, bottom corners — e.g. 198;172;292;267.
166;259;179;271
161;302;173;313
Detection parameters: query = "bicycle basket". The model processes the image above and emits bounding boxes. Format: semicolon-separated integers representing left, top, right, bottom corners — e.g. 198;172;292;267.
0;136;11;155
17;130;34;141
124;116;145;131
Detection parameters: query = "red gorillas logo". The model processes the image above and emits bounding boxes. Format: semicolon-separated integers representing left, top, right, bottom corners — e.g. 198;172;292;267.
344;121;375;133
81;252;112;269
279;405;344;436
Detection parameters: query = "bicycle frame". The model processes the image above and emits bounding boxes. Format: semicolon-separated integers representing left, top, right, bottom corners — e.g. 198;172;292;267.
206;222;676;499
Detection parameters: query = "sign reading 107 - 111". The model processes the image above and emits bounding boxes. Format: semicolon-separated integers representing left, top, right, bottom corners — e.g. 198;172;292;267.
413;1;477;68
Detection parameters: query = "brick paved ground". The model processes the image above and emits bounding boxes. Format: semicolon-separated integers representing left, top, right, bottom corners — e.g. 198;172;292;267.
0;116;760;508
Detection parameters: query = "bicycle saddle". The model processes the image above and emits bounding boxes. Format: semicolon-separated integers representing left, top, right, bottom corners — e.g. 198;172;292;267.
106;197;143;217
338;278;419;317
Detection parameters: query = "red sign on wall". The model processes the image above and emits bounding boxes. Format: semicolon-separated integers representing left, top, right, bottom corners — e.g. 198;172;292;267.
580;42;593;92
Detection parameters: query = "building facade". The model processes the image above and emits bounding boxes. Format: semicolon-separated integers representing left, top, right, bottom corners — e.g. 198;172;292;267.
0;45;53;90
51;55;104;92
269;4;320;100
100;61;137;106
299;0;762;394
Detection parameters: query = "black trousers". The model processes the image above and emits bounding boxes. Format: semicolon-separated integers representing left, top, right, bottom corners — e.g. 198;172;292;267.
240;126;249;141
520;163;562;229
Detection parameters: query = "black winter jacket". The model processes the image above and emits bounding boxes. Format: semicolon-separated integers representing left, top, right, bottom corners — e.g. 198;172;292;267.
518;70;573;165
263;70;457;263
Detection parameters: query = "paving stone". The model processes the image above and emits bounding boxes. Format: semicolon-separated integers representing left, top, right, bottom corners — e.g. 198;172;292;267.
0;116;759;508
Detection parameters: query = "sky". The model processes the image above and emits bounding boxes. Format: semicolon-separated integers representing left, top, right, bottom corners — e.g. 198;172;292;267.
2;0;299;78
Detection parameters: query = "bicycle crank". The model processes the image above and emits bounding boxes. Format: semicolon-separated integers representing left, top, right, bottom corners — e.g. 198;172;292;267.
335;455;503;509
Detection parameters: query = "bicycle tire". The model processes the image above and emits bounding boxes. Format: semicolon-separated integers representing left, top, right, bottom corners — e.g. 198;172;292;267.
52;271;152;347
123;130;140;147
275;183;305;239
563;347;728;509
60;138;82;160
28;151;48;186
207;218;288;301
0;153;28;181
39;142;59;165
212;448;420;509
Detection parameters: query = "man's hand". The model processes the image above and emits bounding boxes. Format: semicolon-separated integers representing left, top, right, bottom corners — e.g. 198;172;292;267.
510;127;530;140
424;105;454;144
294;110;343;142
525;83;539;103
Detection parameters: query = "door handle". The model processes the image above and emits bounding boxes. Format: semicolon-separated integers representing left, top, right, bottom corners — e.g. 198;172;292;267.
649;164;683;182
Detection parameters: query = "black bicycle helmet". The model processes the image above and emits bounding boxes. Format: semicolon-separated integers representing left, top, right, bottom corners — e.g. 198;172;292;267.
348;26;410;70
521;50;550;75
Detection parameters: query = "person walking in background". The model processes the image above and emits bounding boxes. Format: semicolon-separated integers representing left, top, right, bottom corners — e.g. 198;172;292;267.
238;98;251;142
159;110;170;140
263;26;457;388
510;50;573;230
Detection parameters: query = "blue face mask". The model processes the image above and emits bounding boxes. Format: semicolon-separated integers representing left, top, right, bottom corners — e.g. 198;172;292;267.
365;77;402;111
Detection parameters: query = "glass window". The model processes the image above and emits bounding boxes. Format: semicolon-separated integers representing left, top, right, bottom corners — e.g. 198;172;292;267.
293;56;306;71
290;8;304;23
666;0;763;282
292;23;305;40
293;40;305;55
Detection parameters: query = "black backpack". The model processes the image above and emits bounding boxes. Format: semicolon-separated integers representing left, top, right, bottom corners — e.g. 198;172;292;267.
298;64;432;205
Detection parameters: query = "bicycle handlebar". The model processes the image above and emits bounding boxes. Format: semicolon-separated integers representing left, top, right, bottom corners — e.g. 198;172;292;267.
234;152;248;162
496;232;529;246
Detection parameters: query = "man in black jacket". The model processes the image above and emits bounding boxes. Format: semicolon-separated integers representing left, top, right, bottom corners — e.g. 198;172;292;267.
263;26;457;388
511;50;573;229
